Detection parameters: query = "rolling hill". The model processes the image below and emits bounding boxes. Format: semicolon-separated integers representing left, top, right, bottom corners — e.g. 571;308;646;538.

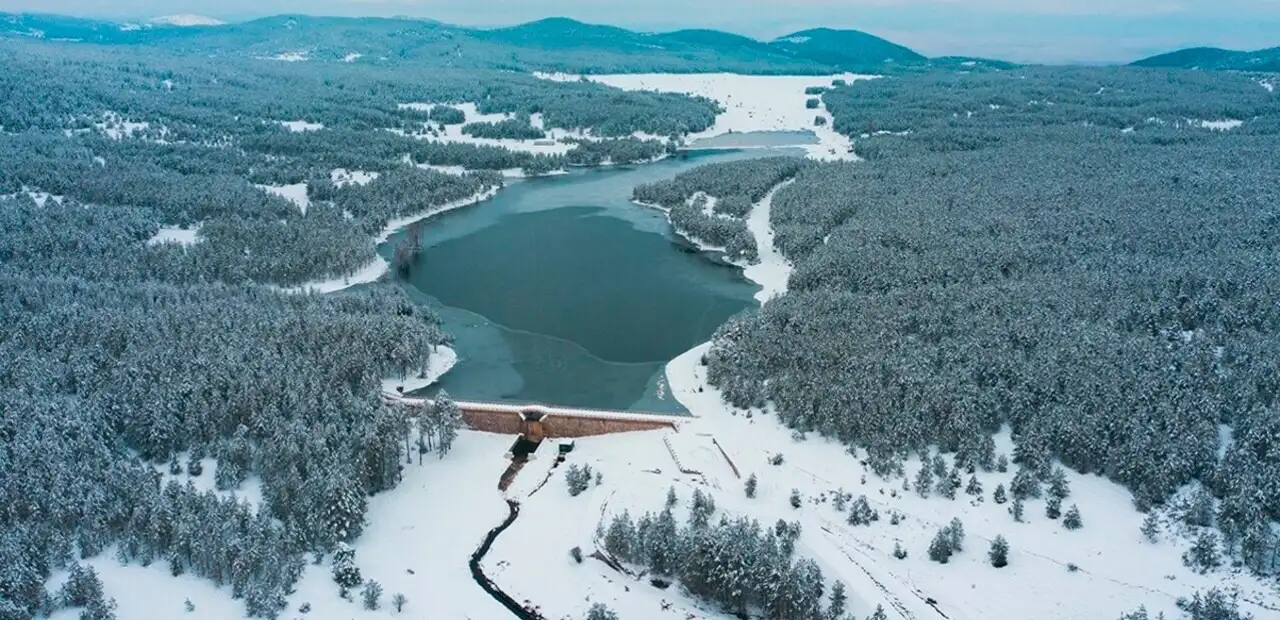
1132;46;1280;71
0;13;935;74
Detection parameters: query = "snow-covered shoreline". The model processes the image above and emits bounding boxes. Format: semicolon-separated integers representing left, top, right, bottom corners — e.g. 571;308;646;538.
279;186;500;295
380;345;458;396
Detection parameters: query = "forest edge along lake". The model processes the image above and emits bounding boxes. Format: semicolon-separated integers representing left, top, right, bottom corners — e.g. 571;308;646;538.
379;149;801;412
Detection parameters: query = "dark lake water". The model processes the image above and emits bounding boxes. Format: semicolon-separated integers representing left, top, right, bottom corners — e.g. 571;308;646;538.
381;149;797;411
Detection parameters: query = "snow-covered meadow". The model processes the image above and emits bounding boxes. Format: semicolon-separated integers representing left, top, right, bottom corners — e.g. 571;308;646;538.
536;72;879;160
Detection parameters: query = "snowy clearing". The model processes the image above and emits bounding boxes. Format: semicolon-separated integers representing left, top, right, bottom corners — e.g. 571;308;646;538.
342;52;363;63
2;189;66;207
151;454;264;510
96;111;152;140
278;119;324;133
381;345;458;396
1192;119;1245;131
330;168;379;187
535;72;879;161
146;225;202;247
392;102;581;156
266;51;309;62
1258;78;1276;93
255;182;310;214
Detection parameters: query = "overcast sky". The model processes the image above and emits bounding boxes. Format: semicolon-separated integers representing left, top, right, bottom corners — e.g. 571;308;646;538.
3;0;1278;63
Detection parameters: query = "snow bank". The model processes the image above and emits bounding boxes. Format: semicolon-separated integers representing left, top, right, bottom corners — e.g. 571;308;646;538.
255;182;310;214
147;225;202;247
381;345;458;396
278;120;324;133
740;180;793;303
535;72;879;161
375;186;500;244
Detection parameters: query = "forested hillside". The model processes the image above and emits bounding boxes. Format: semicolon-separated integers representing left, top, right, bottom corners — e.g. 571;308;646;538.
0;30;727;620
0;13;934;74
691;67;1280;580
1132;46;1280;72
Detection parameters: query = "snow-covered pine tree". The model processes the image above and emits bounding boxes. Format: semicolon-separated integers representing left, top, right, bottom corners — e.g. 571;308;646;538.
826;580;847;620
938;466;961;500
330;543;363;593
586;603;620;620
604;511;637;562
391;592;407;612
1010;467;1040;500
914;464;934;499
846;495;878;526
988;535;1009;568
996;454;1009;473
789;488;802;509
867;604;888;620
1011;498;1025;522
892;541;908;559
1063;504;1082;530
945;518;965;552
361;580;382;610
666;486;679;508
434;390;461;457
928;529;954;563
965;475;983;496
1047;466;1071;500
1046;496;1062;520
690;489;716;528
1141;512;1160;542
993;483;1008;504
1183;531;1221;574
744;474;758;498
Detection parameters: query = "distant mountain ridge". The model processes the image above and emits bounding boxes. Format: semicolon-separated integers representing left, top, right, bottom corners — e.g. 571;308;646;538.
0;12;961;73
1132;46;1280;71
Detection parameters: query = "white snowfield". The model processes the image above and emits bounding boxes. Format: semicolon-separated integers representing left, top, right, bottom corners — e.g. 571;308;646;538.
277;119;324;133
535;72;880;160
1192;119;1245;131
254;182;310;214
330;168;379;188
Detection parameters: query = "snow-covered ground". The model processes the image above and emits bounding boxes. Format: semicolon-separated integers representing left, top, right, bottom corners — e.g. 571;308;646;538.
151;454;264;510
392;102;580;156
1192;119;1245;131
330;168;379;187
380;345;458;396
536;72;879;161
342;52;363;63
278;120;324;133
740;181;793;303
146;225;202;247
255;182;310;214
265;51;309;62
96;111;153;140
2;188;65;208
